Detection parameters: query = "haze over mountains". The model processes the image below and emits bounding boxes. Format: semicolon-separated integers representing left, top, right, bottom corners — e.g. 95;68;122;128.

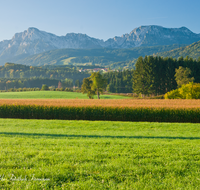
0;25;200;66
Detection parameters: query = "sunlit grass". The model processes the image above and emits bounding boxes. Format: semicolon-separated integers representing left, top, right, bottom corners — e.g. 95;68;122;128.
0;119;200;189
0;91;130;99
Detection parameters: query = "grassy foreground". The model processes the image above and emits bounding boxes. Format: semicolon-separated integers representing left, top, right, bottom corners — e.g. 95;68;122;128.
0;119;200;189
0;91;130;99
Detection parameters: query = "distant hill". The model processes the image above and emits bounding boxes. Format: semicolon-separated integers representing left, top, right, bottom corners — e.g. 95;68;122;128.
12;44;185;68
157;41;200;60
0;25;199;65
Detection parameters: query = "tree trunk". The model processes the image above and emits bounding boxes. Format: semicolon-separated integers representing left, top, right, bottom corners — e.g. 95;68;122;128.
97;88;99;99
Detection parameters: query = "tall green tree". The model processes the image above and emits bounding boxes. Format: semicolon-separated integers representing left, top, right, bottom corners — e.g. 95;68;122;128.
143;56;156;95
175;66;194;88
90;72;107;99
132;56;146;95
81;78;95;99
75;79;81;88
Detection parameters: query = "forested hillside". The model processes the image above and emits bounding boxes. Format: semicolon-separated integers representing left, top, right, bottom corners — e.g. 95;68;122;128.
0;62;89;81
157;41;200;60
0;78;62;90
0;63;90;90
11;45;185;68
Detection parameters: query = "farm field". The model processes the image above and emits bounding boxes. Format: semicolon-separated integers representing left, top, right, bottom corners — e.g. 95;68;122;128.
0;91;130;99
1;98;200;108
0;119;200;189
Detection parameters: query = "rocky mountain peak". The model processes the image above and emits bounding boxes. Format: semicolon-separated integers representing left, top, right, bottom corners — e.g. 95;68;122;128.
105;25;200;48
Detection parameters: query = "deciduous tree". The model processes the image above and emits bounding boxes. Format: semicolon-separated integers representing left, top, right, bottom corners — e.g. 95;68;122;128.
90;72;107;99
41;84;49;91
81;78;95;99
175;66;194;88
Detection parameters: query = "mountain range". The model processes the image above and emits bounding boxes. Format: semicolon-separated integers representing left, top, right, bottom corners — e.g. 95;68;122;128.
0;25;200;66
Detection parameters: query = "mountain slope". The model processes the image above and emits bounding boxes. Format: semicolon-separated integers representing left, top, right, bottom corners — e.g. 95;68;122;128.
157;41;200;60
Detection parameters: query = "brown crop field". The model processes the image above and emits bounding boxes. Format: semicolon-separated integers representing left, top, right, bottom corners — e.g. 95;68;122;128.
1;99;200;108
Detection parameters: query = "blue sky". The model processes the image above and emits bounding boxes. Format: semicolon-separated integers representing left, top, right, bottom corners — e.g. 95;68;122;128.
0;0;200;41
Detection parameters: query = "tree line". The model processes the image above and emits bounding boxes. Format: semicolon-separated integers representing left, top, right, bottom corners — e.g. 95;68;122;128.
0;62;89;81
102;55;200;96
0;62;89;90
133;56;200;95
2;56;200;96
82;55;200;98
103;69;133;93
0;78;61;90
0;77;76;91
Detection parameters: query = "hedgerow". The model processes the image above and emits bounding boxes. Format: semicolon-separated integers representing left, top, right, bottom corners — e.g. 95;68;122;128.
0;105;200;123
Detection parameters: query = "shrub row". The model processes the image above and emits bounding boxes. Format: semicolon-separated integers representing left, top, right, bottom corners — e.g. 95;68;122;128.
0;105;200;123
0;87;73;93
0;88;40;92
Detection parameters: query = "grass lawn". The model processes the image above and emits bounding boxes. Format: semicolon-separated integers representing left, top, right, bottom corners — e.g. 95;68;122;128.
0;119;200;189
0;91;130;99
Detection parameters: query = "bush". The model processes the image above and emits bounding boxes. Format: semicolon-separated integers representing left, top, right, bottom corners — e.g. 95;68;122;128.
65;88;73;92
8;88;14;92
41;84;49;91
165;82;200;99
180;83;200;99
164;89;182;99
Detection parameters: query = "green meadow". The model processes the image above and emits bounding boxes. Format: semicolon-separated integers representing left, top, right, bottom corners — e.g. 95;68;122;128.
0;91;130;99
0;119;200;189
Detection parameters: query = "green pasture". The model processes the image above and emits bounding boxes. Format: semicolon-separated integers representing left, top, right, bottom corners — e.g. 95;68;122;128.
0;91;130;99
0;119;200;189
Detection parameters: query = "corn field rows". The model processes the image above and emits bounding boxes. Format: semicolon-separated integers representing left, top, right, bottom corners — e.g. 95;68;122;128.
0;104;200;123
